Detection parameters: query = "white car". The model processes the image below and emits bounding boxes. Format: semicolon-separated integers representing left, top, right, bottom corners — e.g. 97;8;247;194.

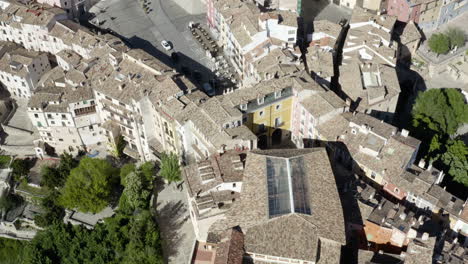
161;40;172;51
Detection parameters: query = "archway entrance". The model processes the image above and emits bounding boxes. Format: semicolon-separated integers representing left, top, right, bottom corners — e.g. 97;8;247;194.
272;129;282;145
258;135;268;149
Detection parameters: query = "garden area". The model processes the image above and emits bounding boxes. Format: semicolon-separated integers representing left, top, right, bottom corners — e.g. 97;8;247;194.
428;27;466;55
0;151;182;264
409;88;468;198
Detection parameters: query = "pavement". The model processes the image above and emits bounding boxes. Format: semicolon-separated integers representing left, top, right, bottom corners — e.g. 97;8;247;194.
89;0;214;83
155;182;195;264
417;13;468;66
302;0;352;25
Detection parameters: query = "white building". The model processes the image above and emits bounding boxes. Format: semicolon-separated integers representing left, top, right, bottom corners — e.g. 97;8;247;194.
0;45;50;98
27;66;104;155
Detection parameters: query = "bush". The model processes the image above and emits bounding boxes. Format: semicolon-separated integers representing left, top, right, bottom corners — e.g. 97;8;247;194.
428;33;450;54
446;27;466;49
0;155;11;169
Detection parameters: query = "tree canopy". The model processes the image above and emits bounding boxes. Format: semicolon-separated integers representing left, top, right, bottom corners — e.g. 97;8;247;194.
158;153;181;184
446;27;466;49
412;88;468;136
59;157;119;213
428;33;450;54
411;88;468;187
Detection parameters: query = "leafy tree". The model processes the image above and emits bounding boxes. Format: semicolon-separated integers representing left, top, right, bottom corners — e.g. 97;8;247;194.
412;89;468;136
0;237;26;264
24;211;164;264
34;190;65;228
120;163;136;185
11;158;32;181
159;153;181;184
441;139;468;187
428;33;450;54
40;166;61;189
40;153;78;189
0;193;22;212
446;27;466;49
140;161;156;184
121;172;151;211
59;157;119;213
108;135;126;159
411;89;468;187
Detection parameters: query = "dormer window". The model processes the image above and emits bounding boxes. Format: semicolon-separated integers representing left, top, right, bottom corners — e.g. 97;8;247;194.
257;97;264;105
274;90;282;99
240;103;247;111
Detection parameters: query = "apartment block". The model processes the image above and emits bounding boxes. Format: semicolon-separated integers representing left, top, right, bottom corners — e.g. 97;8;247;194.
386;0;438;24
340;62;401;121
254;0;300;12
220;74;316;149
292;87;348;148
27;66;104;156
437;0;468;29
183;150;245;241
342;7;398;67
316;112;420;189
0;44;50;98
25;0;95;19
207;0;298;85
204;149;346;263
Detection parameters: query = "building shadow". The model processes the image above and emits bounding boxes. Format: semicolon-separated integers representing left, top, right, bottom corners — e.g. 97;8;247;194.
302;139;364;263
155;200;188;263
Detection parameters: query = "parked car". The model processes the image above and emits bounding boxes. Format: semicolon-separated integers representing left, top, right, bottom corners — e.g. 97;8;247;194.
161;40;172;51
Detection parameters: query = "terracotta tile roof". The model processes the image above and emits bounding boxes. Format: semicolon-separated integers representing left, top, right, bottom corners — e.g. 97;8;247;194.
208;148;346;262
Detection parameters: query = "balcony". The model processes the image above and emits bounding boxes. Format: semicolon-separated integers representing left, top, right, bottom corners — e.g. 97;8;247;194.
123;145;140;159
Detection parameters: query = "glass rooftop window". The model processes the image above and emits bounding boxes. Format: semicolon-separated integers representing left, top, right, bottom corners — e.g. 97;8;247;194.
266;156;311;218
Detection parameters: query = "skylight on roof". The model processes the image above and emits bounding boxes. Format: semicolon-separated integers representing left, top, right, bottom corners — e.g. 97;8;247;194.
266;156;311;219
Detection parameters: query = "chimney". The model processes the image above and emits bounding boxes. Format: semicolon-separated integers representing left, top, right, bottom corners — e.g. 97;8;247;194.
401;129;409;137
418;159;426;169
427;162;432;171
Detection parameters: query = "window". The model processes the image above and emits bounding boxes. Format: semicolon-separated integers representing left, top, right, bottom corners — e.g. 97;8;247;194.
89;125;94;131
72;139;76;143
47;114;52;118
21;82;25;87
274;90;282;98
61;114;66;119
50;121;55;125
275;104;281;110
258;123;265;133
242;116;248;123
47;133;51;137
37;121;42;127
259;111;264;117
61;122;66;126
233;183;236;187
257;97;264;105
240;103;247;110
59;138;63;142
34;113;38;118
371;171;377;179
288;30;295;35
275;117;281;127
288;37;295;41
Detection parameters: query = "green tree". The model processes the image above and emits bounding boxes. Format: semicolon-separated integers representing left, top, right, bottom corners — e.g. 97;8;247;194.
158;153;181;184
11;158;32;181
0;237;26;264
441;139;468;187
120;163;136;185
412;89;468;136
446;27;466;49
59;157;119;213
121;172;151;211
34;190;65;228
40;166;61;189
139;161;156;184
428;33;450;54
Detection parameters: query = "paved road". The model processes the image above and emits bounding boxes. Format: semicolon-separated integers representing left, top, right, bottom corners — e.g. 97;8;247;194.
155;183;195;264
89;0;214;81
